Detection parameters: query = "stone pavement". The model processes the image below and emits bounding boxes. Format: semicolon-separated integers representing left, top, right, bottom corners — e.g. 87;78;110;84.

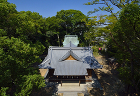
57;82;88;96
43;70;103;96
57;71;103;95
63;92;80;96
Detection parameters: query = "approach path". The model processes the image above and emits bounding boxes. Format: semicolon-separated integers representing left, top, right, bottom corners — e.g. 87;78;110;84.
89;55;125;96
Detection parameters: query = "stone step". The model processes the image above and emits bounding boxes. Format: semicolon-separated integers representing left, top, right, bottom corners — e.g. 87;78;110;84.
59;83;79;86
63;92;78;96
57;83;87;92
58;87;86;92
58;82;93;86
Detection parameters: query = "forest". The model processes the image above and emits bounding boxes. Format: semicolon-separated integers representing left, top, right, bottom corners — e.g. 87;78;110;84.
0;0;140;95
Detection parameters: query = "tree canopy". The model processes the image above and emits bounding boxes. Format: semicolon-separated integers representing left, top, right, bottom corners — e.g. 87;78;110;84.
111;4;140;94
0;1;89;95
0;1;46;95
84;0;140;95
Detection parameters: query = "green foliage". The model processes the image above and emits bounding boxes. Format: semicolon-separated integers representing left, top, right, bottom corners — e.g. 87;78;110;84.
0;36;45;88
117;67;131;84
45;16;64;46
0;29;7;36
15;74;45;96
111;3;140;60
0;0;17;28
92;46;100;57
92;46;98;53
87;8;99;15
105;3;140;94
0;36;42;67
0;1;49;96
85;0;140;94
56;9;88;46
0;87;9;96
0;36;45;95
85;0;140;14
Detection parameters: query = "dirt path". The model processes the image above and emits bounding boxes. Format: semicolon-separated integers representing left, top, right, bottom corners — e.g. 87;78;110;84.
87;55;126;96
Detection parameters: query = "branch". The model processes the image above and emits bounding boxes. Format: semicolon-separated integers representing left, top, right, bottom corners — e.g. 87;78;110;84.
104;0;118;19
133;21;140;39
109;0;122;9
94;3;105;4
84;2;105;5
109;32;125;52
126;36;140;48
120;0;125;6
121;36;140;64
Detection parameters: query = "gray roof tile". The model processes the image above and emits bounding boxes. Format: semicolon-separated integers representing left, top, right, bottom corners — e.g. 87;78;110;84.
39;45;103;75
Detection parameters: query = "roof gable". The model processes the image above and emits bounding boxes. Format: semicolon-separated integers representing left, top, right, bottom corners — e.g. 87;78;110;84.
59;50;82;62
65;55;76;60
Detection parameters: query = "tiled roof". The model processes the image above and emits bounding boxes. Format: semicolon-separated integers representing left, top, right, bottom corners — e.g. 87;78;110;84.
63;41;77;47
63;35;79;46
39;45;103;75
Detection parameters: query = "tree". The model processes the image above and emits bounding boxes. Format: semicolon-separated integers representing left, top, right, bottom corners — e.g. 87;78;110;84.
84;0;140;35
45;16;64;46
82;15;110;47
85;0;140;18
0;36;45;95
105;4;140;94
0;1;46;95
0;0;17;30
56;9;86;34
56;9;88;46
85;0;140;95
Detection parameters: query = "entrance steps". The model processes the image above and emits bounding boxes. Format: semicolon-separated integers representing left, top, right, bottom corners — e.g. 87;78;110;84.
58;85;86;92
57;82;92;95
59;83;79;86
63;92;82;96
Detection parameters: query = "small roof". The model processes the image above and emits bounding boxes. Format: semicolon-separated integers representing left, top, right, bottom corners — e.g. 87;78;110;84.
64;41;77;47
63;35;79;47
39;44;103;76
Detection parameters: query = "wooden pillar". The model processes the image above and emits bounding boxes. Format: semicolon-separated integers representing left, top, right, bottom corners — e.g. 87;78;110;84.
79;76;81;86
61;80;62;86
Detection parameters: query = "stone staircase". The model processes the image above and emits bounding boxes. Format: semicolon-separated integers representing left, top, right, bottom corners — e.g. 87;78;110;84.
58;83;86;92
57;81;93;96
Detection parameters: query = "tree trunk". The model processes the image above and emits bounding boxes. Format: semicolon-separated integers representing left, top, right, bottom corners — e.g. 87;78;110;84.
57;34;60;47
127;84;130;95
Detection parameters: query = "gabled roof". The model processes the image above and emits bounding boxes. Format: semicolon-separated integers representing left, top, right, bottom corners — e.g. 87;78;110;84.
39;45;103;76
63;35;79;47
59;50;82;62
63;41;77;47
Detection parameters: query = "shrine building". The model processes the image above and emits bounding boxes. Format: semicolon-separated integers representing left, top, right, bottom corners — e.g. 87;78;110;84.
39;35;103;86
